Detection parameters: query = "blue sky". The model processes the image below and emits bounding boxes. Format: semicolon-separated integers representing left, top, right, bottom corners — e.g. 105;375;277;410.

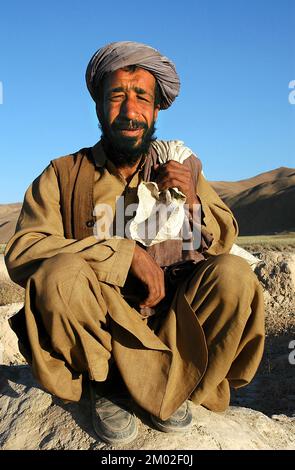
0;0;294;203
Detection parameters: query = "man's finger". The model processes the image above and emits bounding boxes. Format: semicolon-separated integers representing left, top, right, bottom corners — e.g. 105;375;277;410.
141;282;160;306
157;176;189;192
140;271;165;307
157;167;191;182
161;162;191;176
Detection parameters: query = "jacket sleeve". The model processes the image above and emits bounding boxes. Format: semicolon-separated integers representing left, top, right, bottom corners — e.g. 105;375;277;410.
5;164;135;288
197;170;239;256
183;154;238;256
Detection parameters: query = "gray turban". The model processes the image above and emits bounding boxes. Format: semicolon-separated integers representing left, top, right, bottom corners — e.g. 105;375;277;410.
85;41;180;110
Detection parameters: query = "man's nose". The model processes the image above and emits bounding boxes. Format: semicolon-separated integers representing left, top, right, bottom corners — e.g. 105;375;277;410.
120;96;138;119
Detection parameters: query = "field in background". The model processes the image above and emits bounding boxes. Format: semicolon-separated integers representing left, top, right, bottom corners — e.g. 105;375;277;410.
237;232;295;250
0;245;5;254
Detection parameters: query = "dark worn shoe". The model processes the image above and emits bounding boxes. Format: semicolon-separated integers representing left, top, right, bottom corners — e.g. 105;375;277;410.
150;401;192;433
89;381;138;445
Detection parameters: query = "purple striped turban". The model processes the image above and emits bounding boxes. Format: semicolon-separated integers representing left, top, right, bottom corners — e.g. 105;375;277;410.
85;41;180;110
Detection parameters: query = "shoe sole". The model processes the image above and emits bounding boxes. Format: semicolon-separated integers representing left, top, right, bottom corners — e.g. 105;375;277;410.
92;415;139;445
150;414;192;433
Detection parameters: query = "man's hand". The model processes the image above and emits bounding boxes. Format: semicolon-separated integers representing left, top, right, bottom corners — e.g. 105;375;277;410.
155;161;198;208
130;245;165;308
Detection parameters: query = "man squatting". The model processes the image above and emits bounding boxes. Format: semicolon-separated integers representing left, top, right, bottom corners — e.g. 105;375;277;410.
5;41;265;445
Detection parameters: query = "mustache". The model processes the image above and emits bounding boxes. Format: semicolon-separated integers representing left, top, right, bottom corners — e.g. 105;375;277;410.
112;119;148;131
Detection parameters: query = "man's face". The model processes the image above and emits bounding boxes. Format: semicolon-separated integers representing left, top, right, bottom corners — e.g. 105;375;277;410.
97;68;159;165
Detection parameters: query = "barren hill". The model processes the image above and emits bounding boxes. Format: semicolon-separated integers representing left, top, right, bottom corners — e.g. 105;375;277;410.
0;167;294;241
0;203;21;244
211;167;295;235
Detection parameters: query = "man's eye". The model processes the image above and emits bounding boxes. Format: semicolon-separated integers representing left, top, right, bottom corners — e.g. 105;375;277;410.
137;96;149;102
110;95;124;101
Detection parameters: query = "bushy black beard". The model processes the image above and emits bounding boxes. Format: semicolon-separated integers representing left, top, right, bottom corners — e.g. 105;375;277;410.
99;117;157;168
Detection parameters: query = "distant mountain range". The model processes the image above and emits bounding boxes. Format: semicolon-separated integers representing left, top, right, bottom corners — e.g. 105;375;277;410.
0;167;294;243
211;167;295;235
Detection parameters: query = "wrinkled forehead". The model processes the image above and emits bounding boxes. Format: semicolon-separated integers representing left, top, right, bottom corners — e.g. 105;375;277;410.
102;67;157;94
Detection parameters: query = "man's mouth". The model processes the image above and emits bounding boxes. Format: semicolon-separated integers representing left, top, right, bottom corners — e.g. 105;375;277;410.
113;121;147;134
117;128;143;134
